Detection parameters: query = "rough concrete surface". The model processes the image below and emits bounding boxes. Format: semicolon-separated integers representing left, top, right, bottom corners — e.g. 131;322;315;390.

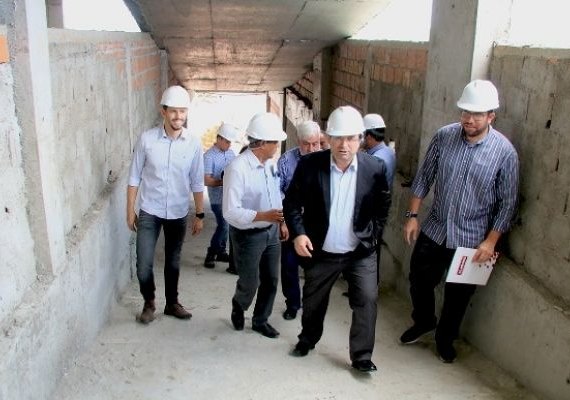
53;208;539;400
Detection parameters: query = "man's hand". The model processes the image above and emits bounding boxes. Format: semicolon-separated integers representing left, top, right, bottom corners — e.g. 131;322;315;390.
279;223;289;241
473;239;495;263
191;217;203;236
293;234;313;257
257;209;285;224
127;210;137;232
404;218;419;245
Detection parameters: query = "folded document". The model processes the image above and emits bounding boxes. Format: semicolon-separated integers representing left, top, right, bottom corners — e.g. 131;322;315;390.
446;247;498;286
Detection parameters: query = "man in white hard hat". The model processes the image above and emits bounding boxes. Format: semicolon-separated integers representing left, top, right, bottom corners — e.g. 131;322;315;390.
277;120;321;321
400;80;519;363
203;123;239;270
283;106;391;372
362;113;396;188
127;85;205;324
223;112;289;339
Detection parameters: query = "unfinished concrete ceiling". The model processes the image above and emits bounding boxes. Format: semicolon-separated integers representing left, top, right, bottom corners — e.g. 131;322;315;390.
124;0;390;92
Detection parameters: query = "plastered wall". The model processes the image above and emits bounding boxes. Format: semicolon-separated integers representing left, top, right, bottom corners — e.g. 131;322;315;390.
0;27;163;399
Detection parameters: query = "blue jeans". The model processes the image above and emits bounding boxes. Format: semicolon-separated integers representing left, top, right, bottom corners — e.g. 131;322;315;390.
136;209;187;304
230;225;280;326
209;203;228;253
280;240;301;311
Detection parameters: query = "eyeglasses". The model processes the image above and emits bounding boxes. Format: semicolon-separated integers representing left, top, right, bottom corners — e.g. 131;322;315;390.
460;110;489;121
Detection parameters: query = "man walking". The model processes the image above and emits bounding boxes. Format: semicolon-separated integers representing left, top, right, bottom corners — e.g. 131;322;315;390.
203;123;239;269
277;120;321;320
127;85;204;324
223;112;288;339
400;80;519;363
284;106;391;372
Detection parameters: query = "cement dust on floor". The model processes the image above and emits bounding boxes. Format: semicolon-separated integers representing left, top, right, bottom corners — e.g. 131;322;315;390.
53;213;539;400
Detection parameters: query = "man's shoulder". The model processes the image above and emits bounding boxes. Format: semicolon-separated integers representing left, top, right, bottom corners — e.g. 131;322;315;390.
489;128;517;154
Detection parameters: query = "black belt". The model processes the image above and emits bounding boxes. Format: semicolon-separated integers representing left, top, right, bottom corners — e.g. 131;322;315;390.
235;225;273;234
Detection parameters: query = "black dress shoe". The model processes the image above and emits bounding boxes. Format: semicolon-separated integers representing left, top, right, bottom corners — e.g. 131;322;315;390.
231;300;244;331
282;308;297;320
291;341;314;357
436;342;457;363
351;360;377;372
252;323;280;338
226;265;238;275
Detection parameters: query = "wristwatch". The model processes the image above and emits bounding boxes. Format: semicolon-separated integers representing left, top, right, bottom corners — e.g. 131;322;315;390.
405;211;418;218
195;212;205;220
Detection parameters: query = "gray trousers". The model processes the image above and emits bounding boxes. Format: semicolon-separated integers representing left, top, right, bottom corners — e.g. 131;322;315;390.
230;225;280;326
299;251;378;362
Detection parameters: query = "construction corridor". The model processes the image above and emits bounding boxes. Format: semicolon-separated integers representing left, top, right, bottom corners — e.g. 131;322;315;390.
52;208;537;400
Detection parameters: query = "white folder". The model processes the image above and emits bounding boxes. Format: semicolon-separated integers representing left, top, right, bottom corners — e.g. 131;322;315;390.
445;247;498;286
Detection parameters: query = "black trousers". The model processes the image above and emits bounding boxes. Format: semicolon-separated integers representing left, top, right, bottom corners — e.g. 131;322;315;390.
409;232;477;345
298;251;378;362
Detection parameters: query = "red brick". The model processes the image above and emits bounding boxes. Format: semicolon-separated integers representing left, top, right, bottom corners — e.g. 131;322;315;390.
0;34;9;63
402;69;411;88
394;67;403;85
416;50;427;71
384;66;394;84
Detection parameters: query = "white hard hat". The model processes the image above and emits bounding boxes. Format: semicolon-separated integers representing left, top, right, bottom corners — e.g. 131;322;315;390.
160;85;191;108
326;106;365;136
246;112;287;141
296;120;321;139
217;123;240;142
363;113;386;130
456;80;499;112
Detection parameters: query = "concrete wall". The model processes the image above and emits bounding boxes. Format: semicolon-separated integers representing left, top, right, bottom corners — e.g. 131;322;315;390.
0;18;163;399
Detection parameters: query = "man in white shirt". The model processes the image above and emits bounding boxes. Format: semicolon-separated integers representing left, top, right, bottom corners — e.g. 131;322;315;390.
223;112;288;339
127;85;204;324
284;106;391;372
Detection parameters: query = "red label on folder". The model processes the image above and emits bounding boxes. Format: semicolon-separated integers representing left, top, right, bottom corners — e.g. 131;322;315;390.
457;256;467;275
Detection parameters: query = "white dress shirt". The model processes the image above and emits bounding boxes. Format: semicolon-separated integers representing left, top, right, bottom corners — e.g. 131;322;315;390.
322;155;360;253
222;149;282;230
128;125;204;219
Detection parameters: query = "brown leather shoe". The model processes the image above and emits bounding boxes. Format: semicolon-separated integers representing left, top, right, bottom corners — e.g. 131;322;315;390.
164;303;192;320
138;300;156;324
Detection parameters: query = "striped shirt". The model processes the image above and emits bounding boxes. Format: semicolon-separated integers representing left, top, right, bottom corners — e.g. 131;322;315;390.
128;125;204;219
277;147;302;195
204;145;236;204
411;123;519;249
367;142;396;188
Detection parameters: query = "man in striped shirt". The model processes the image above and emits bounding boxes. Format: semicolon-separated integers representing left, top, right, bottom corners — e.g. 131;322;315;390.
400;80;519;363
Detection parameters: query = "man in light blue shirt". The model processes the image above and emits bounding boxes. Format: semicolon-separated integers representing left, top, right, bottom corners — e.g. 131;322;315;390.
362;113;396;188
223;112;289;339
203;123;238;269
127;85;205;325
277;120;321;320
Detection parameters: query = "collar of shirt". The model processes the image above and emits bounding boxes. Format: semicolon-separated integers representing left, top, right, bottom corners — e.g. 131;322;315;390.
330;153;358;173
159;125;188;141
366;142;387;155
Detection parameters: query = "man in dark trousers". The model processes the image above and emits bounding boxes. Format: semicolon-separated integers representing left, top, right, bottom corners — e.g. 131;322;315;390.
284;106;391;372
400;80;519;363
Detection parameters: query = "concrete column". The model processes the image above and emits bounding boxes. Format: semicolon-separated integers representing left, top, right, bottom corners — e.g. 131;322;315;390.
419;0;512;156
10;0;66;276
45;0;64;28
312;48;332;129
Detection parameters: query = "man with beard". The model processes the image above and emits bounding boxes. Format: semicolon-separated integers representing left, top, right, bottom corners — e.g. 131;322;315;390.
400;80;519;363
127;85;205;324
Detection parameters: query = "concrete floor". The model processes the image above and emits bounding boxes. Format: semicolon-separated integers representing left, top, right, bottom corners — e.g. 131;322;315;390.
53;211;539;400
